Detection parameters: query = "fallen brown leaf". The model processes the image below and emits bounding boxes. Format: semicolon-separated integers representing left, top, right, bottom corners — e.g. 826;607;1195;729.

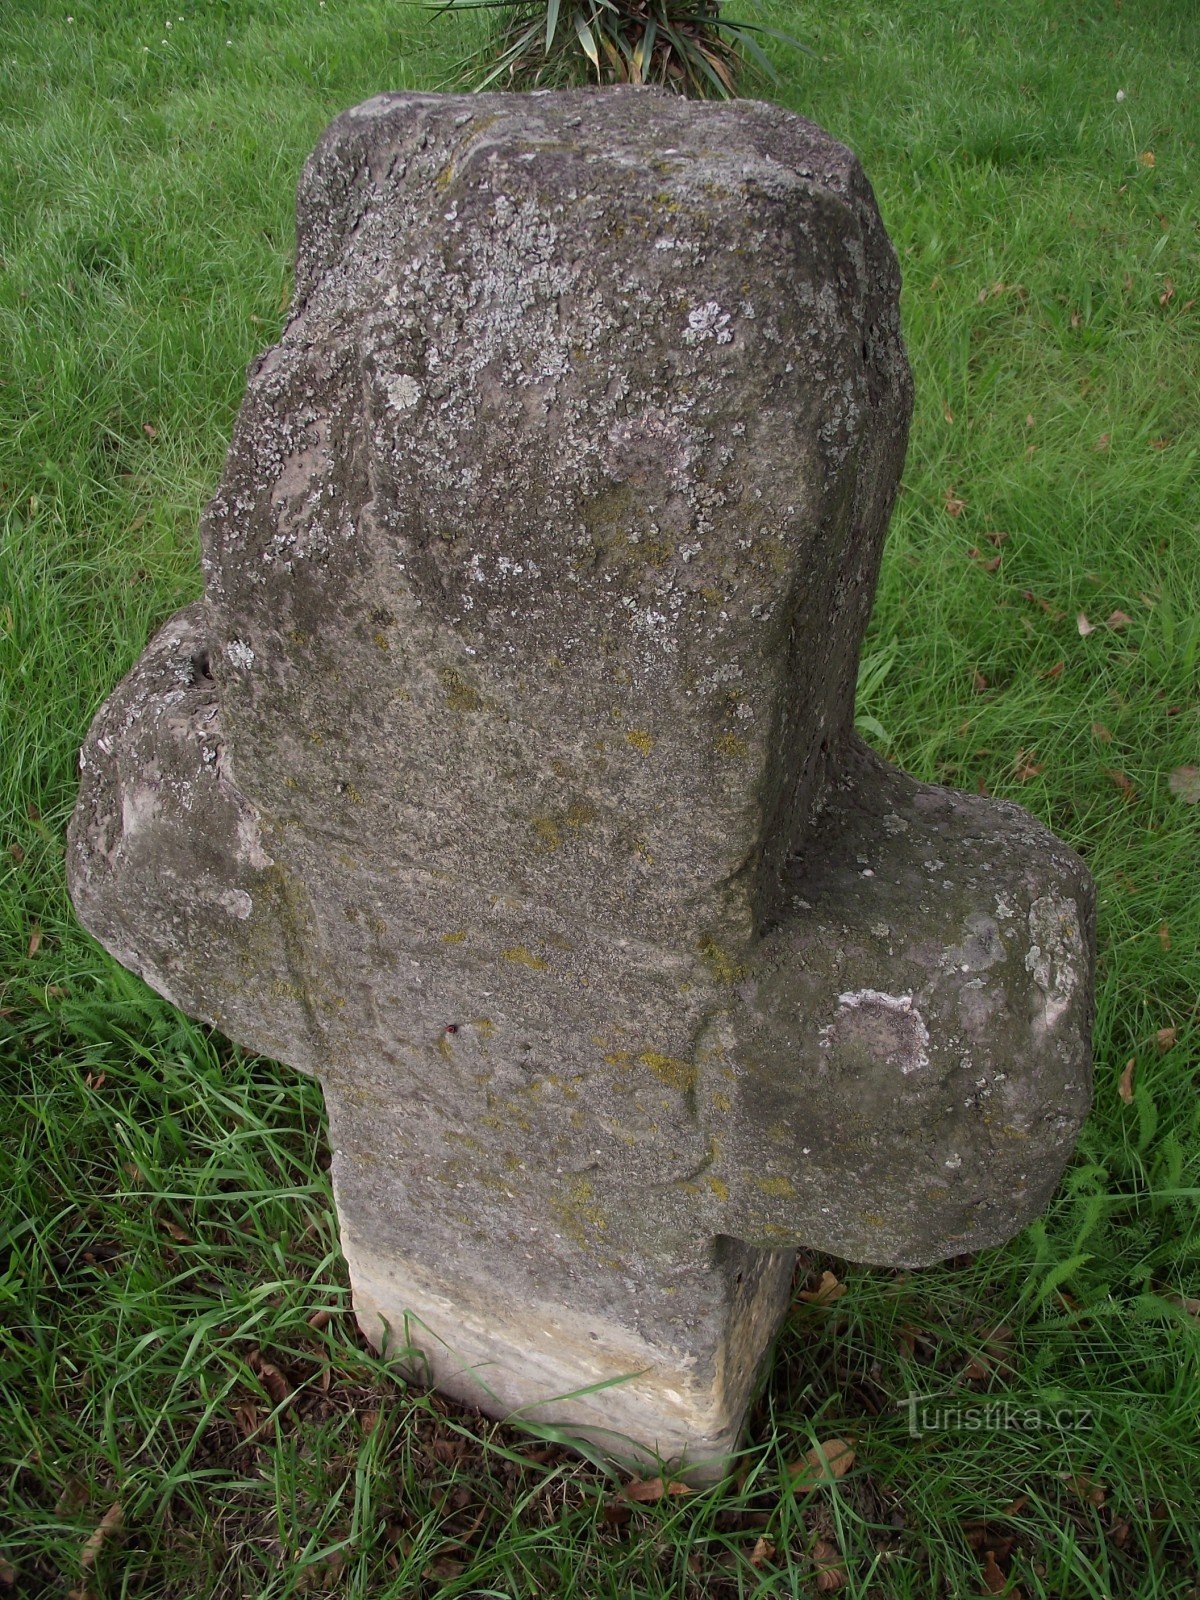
943;403;955;424
1151;436;1171;451
142;422;157;439
1094;432;1111;451
1041;661;1064;680
159;1218;192;1244
423;1557;465;1581
306;1307;333;1331
249;1350;292;1408
980;1548;1013;1595
1106;768;1137;802
973;670;989;693
812;1538;847;1592
1158;923;1171;952
1118;1059;1135;1105
790;1438;855;1493
1106;610;1132;629
944;487;967;517
1077;612;1096;637
1065;1472;1107;1507
80;1504;123;1571
749;1536;776;1568
27;922;42;959
1167;765;1200;803
1156;1026;1177;1052
1139;150;1155;167
623;1475;692;1503
1091;722;1113;744
1014;750;1044;782
797;1269;846;1306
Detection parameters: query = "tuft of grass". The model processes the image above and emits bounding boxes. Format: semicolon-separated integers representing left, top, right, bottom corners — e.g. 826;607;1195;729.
2;1;1199;1596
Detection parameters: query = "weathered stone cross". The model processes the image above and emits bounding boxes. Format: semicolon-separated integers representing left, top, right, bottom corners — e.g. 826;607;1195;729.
68;89;1093;1476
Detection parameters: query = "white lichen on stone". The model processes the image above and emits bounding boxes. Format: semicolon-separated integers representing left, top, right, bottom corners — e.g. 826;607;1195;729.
1024;895;1083;1029
385;373;422;412
820;988;932;1074
683;301;733;346
226;639;254;671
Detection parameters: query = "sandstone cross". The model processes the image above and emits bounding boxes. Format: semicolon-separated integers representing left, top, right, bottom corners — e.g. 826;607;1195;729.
68;89;1094;1477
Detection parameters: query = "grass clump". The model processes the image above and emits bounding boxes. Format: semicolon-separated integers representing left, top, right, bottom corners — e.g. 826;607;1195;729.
438;0;801;98
2;1;1199;1596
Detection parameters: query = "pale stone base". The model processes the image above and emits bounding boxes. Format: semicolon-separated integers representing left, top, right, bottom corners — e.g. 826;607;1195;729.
341;1220;796;1480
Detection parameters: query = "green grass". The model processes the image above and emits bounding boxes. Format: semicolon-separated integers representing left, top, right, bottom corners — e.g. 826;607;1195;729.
2;0;1199;1594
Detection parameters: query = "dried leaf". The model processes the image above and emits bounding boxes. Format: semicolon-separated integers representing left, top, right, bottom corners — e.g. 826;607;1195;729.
1139;150;1155;167
142;421;158;439
233;1400;261;1440
1151;436;1171;451
797;1269;846;1306
27;922;42;959
1158;923;1171;952
623;1475;692;1503
1091;722;1113;744
1158;277;1175;307
984;529;1009;546
306;1307;333;1331
249;1350;292;1407
1118;1059;1135;1105
1041;661;1064;680
812;1538;847;1591
80;1504;123;1570
980;1548;1010;1595
973;671;989;693
159;1218;192;1244
1156;1026;1177;1053
1106;610;1132;630
1077;612;1096;636
943;403;955;424
1106;768;1137;802
749;1536;776;1568
1167;765;1200;803
1014;750;1044;782
943;487;966;517
789;1438;855;1493
423;1557;465;1581
1064;1472;1107;1507
1094;432;1111;451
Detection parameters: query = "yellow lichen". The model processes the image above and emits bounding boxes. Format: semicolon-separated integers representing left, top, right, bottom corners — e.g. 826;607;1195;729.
625;728;654;755
714;733;749;759
698;936;748;984
441;667;481;712
638;1051;697;1094
442;929;468;944
707;1175;730;1201
532;816;561;850
503;945;547;970
755;1175;796;1198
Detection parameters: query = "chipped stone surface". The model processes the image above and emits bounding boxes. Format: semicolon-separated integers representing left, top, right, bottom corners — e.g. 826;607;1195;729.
66;88;1094;1478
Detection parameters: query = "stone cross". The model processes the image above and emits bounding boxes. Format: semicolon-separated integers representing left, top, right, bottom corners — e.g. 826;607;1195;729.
68;89;1094;1477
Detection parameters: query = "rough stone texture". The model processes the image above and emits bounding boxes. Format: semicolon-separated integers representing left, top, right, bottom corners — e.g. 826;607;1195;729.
67;88;1094;1477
